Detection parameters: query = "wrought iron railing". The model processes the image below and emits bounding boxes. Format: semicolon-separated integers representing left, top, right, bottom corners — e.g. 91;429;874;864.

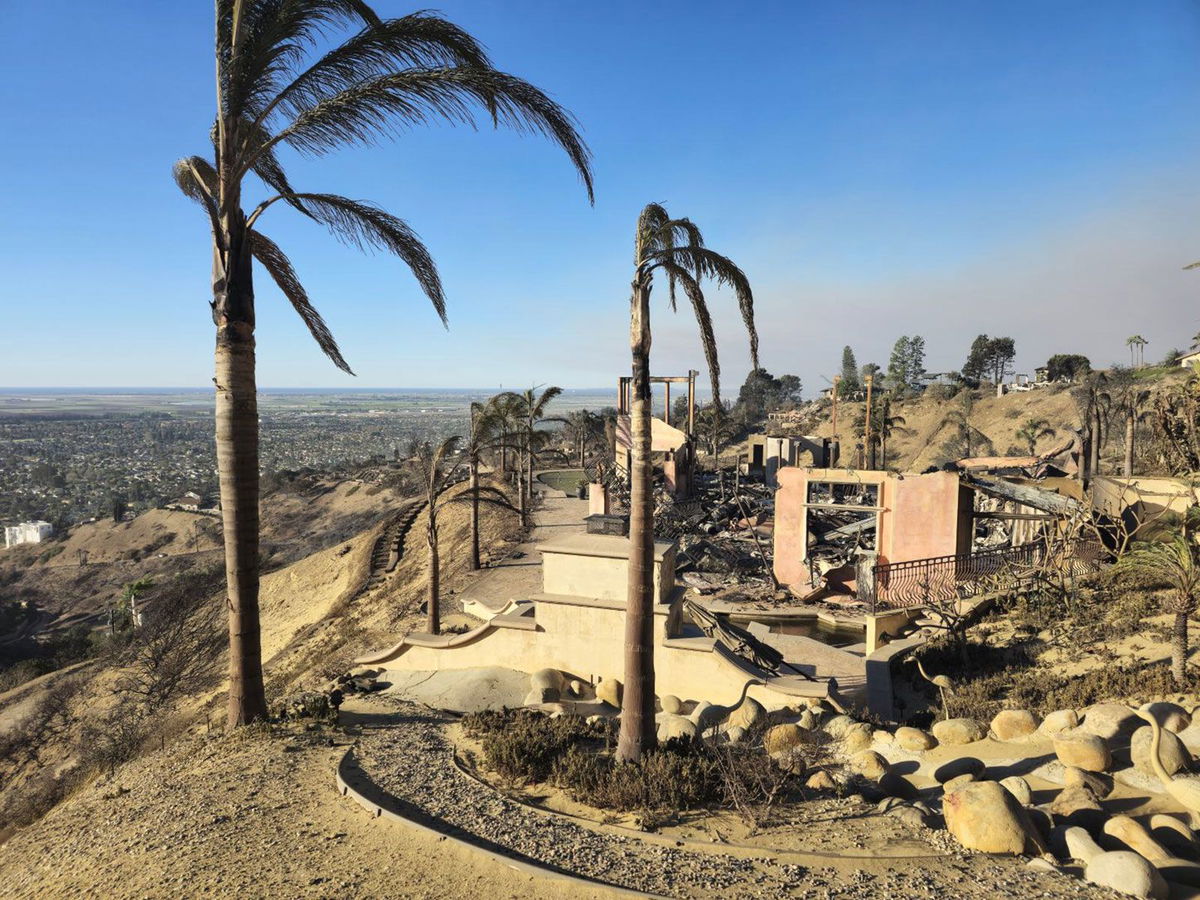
870;538;1106;613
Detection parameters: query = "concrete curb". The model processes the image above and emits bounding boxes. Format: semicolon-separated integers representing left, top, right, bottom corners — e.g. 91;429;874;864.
335;748;661;898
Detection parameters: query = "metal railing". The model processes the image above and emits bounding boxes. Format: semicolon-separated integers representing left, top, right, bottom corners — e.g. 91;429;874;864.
870;538;1106;613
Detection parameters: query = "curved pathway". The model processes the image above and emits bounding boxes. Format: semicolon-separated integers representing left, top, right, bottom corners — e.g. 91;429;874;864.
342;697;1104;899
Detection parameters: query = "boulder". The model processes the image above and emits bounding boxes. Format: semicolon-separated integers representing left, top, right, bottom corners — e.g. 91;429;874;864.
935;756;986;784
842;723;874;753
874;729;894;745
1084;851;1168;898
1082;703;1140;740
895;726;936;752
887;805;929;829
659;694;683;715
523;687;556;706
1040;709;1080;736
932;718;987;745
879;771;919;801
1103;815;1171;861
728;697;766;731
1131;725;1191;777
595;677;622;708
1064;825;1103;863
657;714;699;743
944;773;977;792
1142;701;1192;734
991;709;1039;741
1000;775;1033;806
1063;766;1113;798
1049;784;1103;818
849;750;889;781
943;780;1033;854
1053;730;1111;773
764;723;805;755
805;770;837;791
823;714;855;738
530;668;566;693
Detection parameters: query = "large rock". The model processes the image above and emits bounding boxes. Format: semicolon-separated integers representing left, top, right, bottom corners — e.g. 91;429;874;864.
849;750;889;781
1104;815;1171;861
1084;851;1168;899
523;687;556;706
895;726;936;751
842;723;874;753
1064;825;1103;863
934;756;986;784
1040;709;1080;736
657;714;699;743
764;723;806;755
1063;766;1112;798
823;714;855;738
1000;775;1033;806
1131;724;1191;777
659;694;683;715
805;770;837;791
1142;701;1192;734
530;668;566;693
991;709;1039;741
1049;784;1103;818
943;780;1033;854
1053;730;1112;773
932;718;987;746
1082;703;1140;740
728;697;766;731
595;677;622;708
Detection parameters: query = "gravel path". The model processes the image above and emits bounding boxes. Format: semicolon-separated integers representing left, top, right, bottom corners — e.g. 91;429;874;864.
349;699;1107;899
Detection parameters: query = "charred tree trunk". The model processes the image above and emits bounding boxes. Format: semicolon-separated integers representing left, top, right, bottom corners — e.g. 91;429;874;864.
213;218;268;728
427;514;440;635
1173;610;1188;687
1124;406;1135;477
469;461;480;571
618;278;656;763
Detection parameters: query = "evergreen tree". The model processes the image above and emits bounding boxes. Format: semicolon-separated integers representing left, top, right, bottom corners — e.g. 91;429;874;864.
840;346;860;394
963;334;991;384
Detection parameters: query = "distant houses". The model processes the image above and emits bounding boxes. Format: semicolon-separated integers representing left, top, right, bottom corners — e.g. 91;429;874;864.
4;520;53;549
1176;348;1200;369
165;491;219;514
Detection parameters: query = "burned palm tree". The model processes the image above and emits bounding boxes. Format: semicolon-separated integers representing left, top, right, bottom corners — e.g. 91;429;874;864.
619;203;758;762
173;3;592;726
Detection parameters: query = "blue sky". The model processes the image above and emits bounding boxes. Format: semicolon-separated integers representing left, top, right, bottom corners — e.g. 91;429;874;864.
1;0;1198;393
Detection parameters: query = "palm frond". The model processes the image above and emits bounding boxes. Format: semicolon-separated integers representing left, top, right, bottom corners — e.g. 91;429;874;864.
247;229;353;374
260;11;493;125
172;156;223;247
261;67;593;203
656;261;721;406
251;192;446;324
1186;261;1200;270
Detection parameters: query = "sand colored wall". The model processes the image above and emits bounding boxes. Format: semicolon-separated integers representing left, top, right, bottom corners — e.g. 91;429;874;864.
773;467;967;590
540;534;676;605
1091;475;1200;519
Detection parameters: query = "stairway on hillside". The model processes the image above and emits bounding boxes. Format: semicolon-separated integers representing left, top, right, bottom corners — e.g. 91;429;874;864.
357;499;426;602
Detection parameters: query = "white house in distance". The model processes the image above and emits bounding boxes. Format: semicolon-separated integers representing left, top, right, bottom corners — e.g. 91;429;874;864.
4;521;54;549
1176;348;1200;369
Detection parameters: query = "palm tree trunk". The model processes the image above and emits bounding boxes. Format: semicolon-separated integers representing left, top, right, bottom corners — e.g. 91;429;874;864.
618;278;656;763
427;515;440;635
1090;408;1102;476
1173;610;1188;686
213;228;268;728
1124;407;1135;477
469;461;480;571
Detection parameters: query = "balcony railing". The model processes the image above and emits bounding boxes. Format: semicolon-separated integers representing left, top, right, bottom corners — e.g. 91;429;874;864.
870;538;1105;613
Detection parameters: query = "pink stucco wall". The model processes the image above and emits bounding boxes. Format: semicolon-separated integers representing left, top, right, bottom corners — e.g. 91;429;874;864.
772;468;968;592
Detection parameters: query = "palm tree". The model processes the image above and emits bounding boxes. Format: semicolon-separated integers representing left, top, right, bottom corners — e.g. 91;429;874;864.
1015;418;1055;456
565;409;601;467
462;401;497;571
414;437;464;635
619;203;758;762
1118;526;1200;686
874;397;908;469
1127;335;1149;369
501;386;563;527
695;402;737;462
173;5;592;726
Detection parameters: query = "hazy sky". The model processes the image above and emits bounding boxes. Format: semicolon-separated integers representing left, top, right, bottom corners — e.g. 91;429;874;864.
1;1;1198;393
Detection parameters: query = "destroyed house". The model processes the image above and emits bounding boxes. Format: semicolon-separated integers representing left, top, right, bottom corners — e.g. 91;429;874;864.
614;371;698;498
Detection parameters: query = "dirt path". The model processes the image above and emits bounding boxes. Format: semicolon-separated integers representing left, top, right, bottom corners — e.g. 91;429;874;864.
454;485;588;614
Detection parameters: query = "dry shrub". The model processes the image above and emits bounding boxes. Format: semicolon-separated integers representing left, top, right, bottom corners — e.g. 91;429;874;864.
463;708;604;783
552;738;722;815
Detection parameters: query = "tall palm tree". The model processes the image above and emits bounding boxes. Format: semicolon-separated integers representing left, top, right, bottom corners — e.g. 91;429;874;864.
414;437;463;635
462;400;499;570
173;3;593;726
565;409;601;467
1118;525;1200;686
619;203;758;762
1127;335;1149;369
1015;417;1055;456
874;397;908;470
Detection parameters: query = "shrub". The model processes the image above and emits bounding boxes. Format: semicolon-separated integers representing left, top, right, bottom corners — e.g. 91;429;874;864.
552;738;723;814
463;709;603;782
